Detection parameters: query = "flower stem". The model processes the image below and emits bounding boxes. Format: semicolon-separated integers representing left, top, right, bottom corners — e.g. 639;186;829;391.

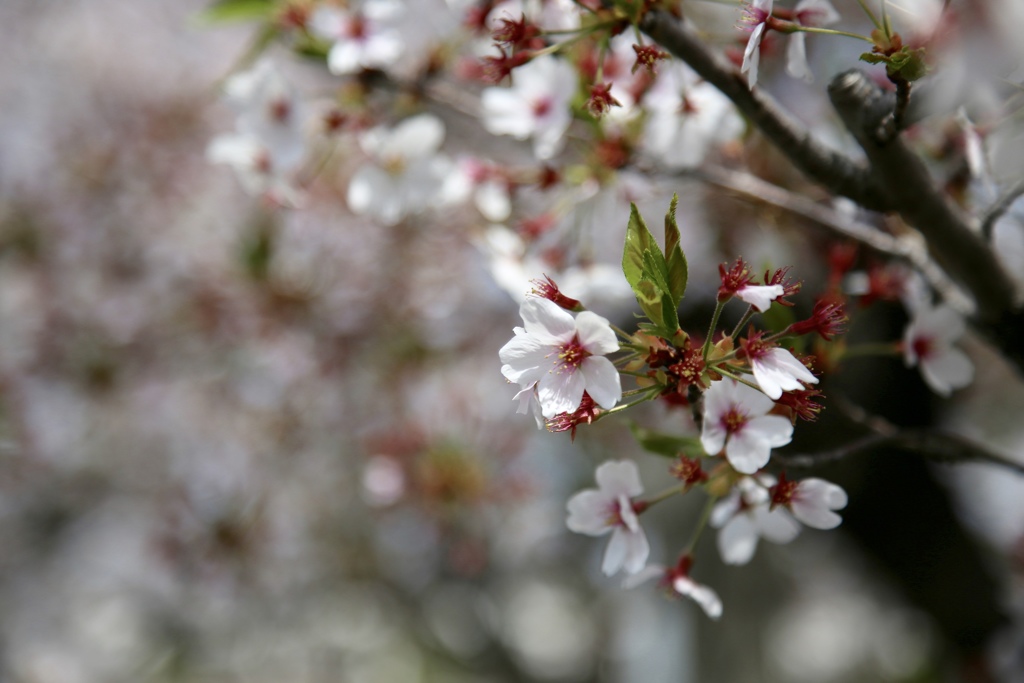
730;305;755;340
855;0;884;31
702;301;725;362
716;367;761;392
684;494;718;554
643;484;685;508
790;25;874;43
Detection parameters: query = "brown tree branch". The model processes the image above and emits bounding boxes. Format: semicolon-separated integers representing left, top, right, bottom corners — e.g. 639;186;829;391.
683;164;974;315
639;10;895;212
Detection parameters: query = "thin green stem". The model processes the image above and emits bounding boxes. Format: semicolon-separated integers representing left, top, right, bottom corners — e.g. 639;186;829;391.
643;484;685;508
684;494;718;554
702;301;725;362
789;25;874;43
600;387;662;416
856;0;884;30
730;306;756;339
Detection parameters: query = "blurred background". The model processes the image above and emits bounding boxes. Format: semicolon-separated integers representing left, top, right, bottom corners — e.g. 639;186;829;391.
2;1;1024;681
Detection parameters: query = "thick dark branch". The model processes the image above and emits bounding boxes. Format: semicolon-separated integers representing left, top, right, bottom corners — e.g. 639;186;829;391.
639;10;894;212
828;70;1018;323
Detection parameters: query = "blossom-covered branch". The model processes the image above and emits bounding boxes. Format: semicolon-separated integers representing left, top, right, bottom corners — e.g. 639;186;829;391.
638;9;893;212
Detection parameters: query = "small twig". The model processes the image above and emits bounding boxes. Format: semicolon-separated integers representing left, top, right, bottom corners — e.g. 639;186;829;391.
774;396;1024;476
980;179;1024;242
679;164;975;315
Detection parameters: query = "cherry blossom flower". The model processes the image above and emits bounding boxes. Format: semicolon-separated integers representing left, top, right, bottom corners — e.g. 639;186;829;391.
481;55;577;160
347;114;454;225
566;460;650;576
786;0;841;81
641;64;745;169
499;297;621;418
770;473;848;529
623;555;722;619
701;378;793;474
902;304;974;397
207;59;308;204
740;0;774;89
740;332;819;400
309;0;403;75
709;475;799;564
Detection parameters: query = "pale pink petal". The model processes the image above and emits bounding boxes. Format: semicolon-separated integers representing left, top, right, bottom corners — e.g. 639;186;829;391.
499;336;551;386
710;491;741;528
618;527;650;575
327;41;364;75
381;114;445;160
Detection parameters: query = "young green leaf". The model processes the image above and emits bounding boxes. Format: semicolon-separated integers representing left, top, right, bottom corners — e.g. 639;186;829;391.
663;194;688;305
629;423;704;458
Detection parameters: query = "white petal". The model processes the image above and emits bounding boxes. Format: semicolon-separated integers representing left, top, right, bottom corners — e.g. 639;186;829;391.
537;365;586;417
579;356;621;410
348;164;396;219
328;41;364;75
725;428;772;474
921;347;973;396
616;527;651;575
673;577;723;620
381;114;445;161
602;527;629;575
791;478;847;529
786;33;812;81
701;420;727;457
594;460;644;498
575;311;619;355
754;507;802;543
752;348;817;400
718;514;760;565
745;414;794;448
736;284;783;311
481;89;534;138
710;491;741;528
566;490;614;535
499;336;551;386
519;298;575;344
476;180;511;222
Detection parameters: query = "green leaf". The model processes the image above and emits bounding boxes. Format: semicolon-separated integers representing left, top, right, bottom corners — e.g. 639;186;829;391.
629;423;703;458
199;0;277;24
663;193;688;306
858;52;888;65
635;279;665;329
622;203;662;290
